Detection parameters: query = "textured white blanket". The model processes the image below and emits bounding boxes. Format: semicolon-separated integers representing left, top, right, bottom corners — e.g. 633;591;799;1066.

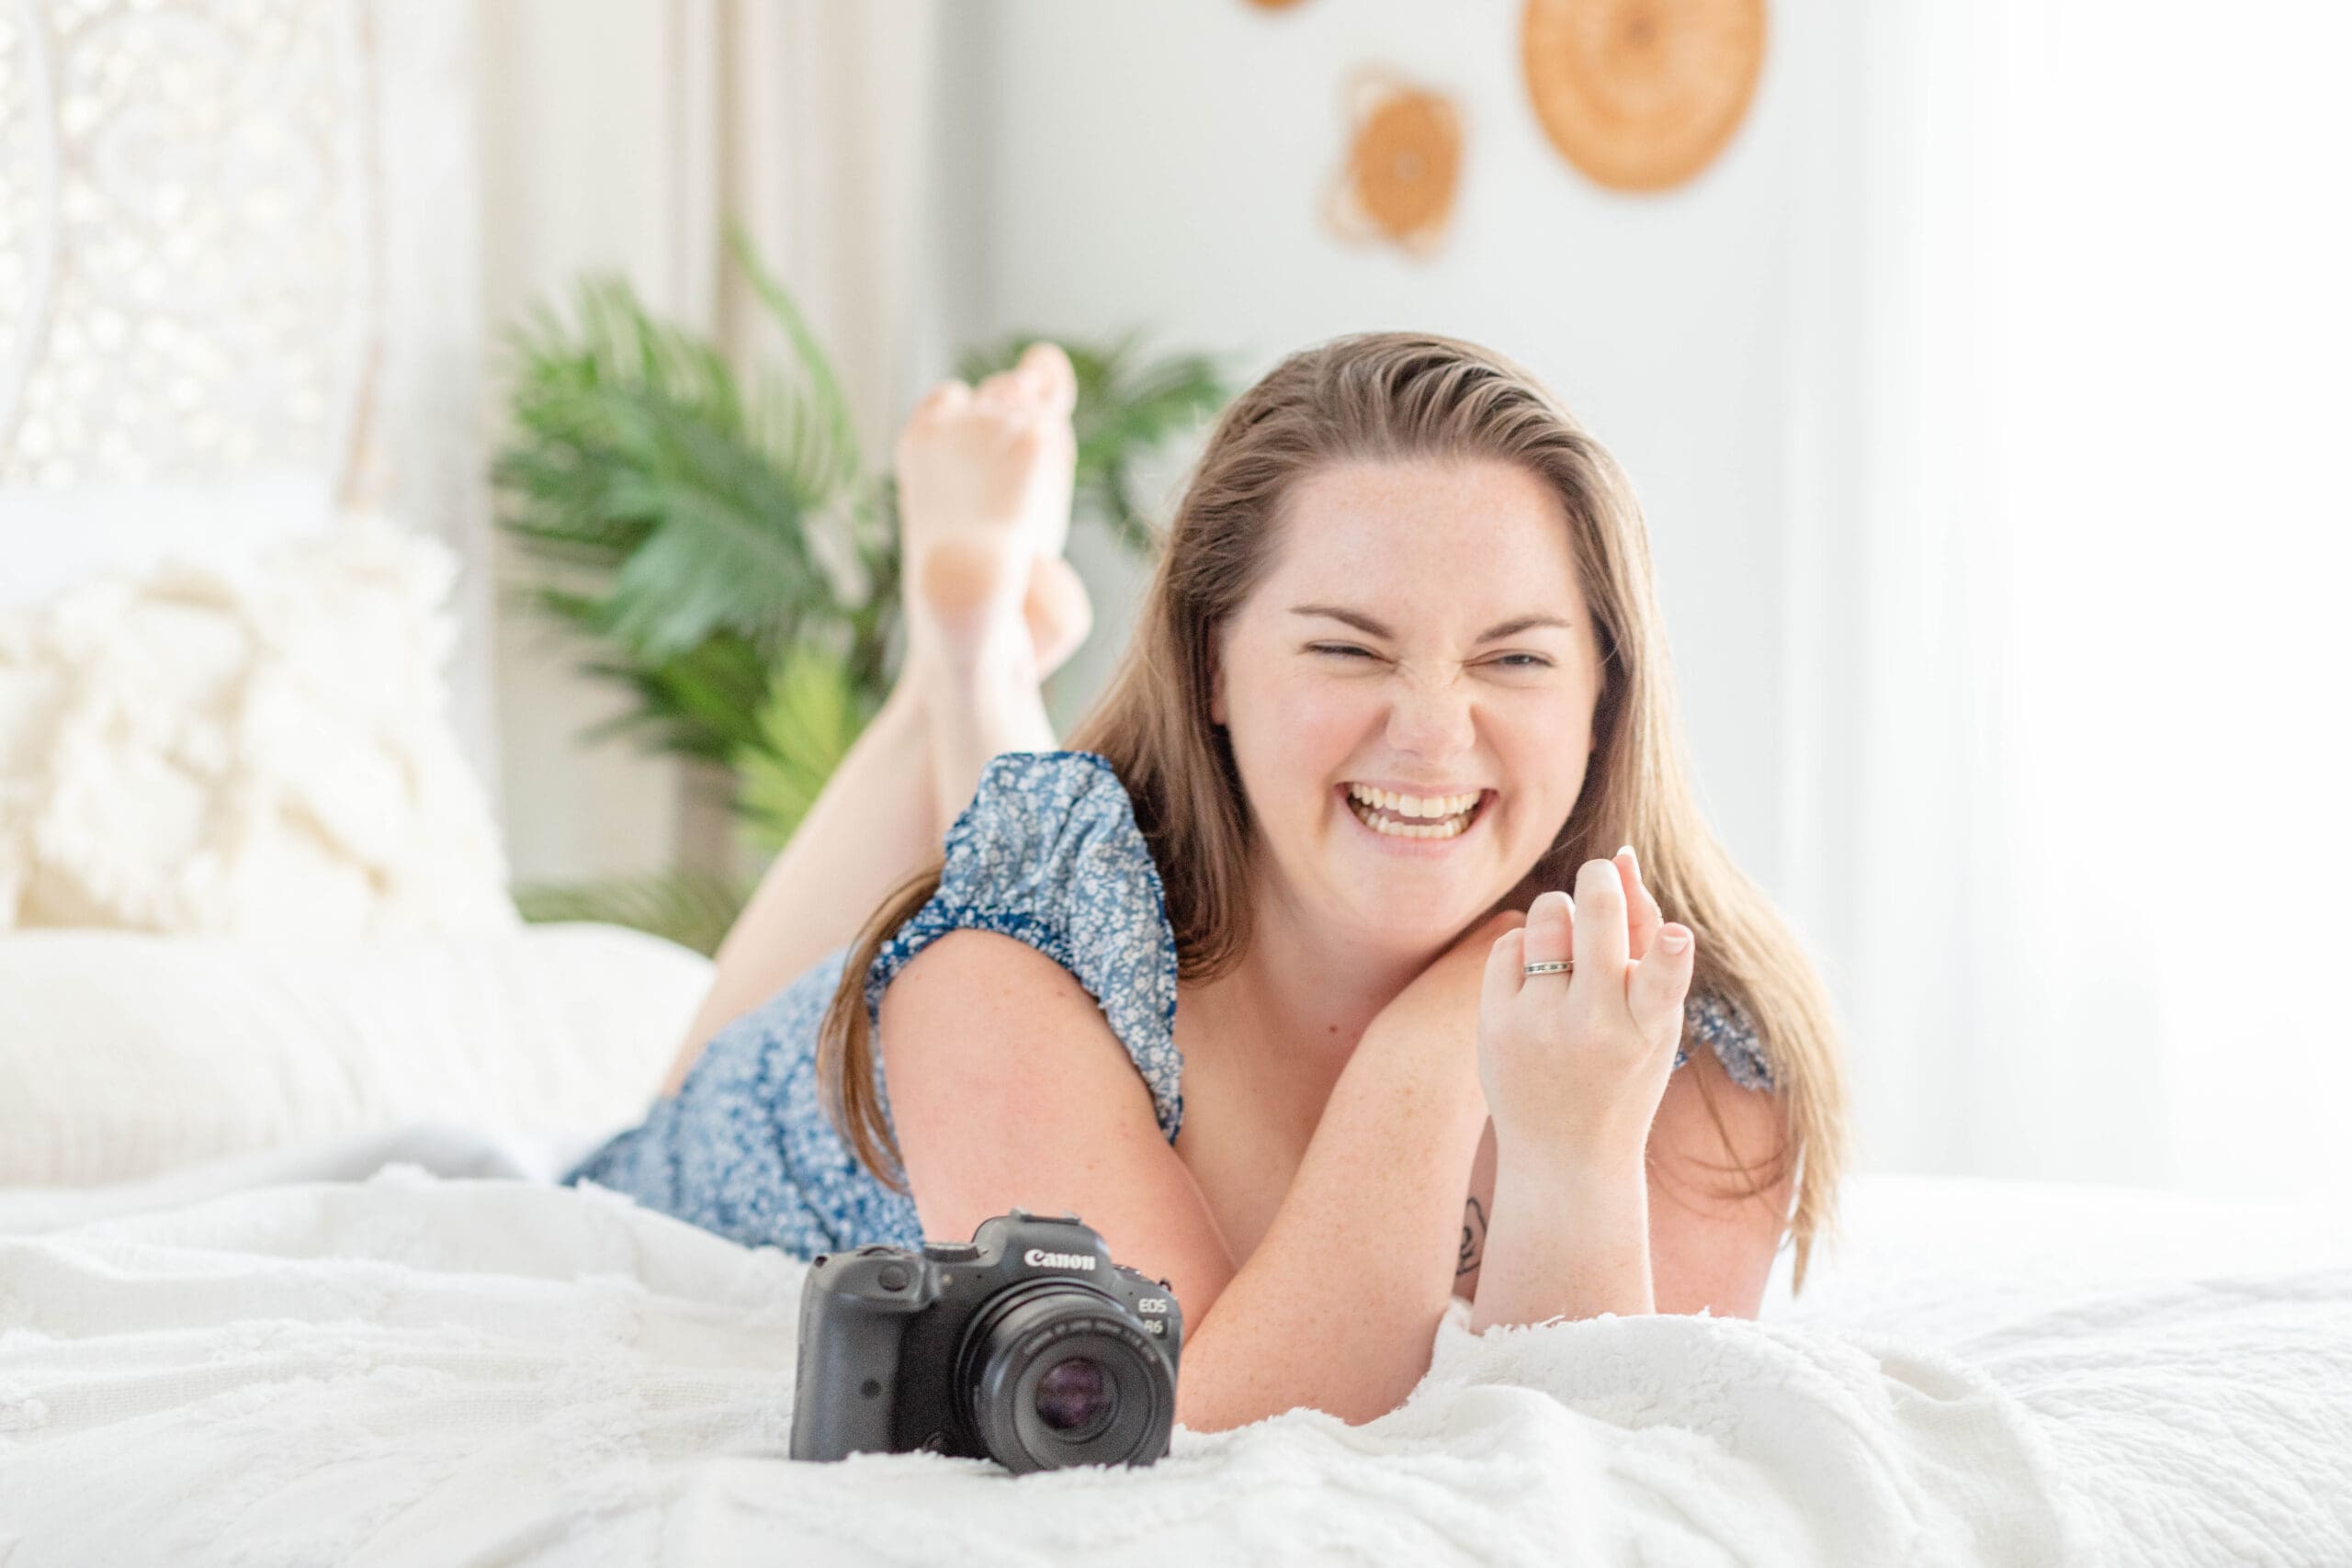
1;1168;2346;1567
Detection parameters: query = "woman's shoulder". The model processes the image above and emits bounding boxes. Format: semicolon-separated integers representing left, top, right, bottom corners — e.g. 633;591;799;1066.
1678;987;1776;1092
863;749;1183;1138
938;749;1158;892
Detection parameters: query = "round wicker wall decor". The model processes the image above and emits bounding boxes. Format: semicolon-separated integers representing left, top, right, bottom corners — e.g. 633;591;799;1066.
1521;0;1766;192
1325;72;1463;256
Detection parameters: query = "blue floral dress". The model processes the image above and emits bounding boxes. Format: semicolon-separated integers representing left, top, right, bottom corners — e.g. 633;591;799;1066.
561;749;1775;1257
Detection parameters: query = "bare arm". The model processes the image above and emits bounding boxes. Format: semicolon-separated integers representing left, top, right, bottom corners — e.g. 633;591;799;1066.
1645;1042;1793;1319
1472;1038;1794;1328
1468;847;1794;1331
881;916;1516;1435
1176;1015;1491;1428
1472;1149;1652;1329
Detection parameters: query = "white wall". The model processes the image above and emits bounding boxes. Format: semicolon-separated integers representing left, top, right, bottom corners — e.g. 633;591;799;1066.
472;0;1849;1005
961;0;1811;911
467;2;2346;1195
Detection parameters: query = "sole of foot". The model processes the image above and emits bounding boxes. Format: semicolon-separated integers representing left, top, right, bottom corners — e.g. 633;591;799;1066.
916;543;1092;675
897;343;1084;679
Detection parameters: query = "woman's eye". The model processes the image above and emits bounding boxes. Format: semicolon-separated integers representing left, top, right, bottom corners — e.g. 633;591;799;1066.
1307;645;1550;670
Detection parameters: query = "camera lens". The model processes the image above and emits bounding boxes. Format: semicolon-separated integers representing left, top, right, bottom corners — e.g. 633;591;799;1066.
956;1280;1174;1474
1033;1355;1115;1438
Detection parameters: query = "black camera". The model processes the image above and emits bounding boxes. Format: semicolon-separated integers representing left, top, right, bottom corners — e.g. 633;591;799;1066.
789;1209;1185;1473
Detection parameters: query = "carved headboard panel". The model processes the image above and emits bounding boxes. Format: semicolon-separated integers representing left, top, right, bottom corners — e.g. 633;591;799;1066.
0;0;496;788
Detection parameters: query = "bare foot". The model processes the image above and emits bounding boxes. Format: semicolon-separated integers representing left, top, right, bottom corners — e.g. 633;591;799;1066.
1022;554;1093;679
895;343;1089;679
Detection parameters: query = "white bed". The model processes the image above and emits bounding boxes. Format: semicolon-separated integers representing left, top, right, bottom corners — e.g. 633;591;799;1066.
7;9;2350;1560
3;1133;2348;1567
4;525;2346;1562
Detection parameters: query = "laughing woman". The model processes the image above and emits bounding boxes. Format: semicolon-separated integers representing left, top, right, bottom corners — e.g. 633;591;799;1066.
565;333;1853;1433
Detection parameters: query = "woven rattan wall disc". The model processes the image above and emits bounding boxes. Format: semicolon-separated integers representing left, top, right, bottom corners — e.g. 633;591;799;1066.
1521;0;1766;192
1353;90;1461;242
1326;72;1462;255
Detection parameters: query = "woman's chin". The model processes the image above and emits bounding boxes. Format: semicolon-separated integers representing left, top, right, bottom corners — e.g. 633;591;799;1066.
1327;880;1499;948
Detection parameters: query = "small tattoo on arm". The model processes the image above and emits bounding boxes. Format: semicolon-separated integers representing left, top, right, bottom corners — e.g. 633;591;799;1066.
1457;1195;1487;1276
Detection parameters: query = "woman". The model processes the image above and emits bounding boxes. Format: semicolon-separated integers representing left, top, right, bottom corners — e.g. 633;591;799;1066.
566;333;1851;1433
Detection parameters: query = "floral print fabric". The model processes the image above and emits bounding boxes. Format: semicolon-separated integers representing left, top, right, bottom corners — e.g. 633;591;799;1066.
563;750;1774;1256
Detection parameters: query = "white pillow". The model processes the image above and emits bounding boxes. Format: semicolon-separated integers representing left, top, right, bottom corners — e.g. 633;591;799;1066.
0;923;713;1186
0;513;514;936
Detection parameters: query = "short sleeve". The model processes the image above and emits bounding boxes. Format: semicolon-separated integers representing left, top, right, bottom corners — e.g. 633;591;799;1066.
863;750;1183;1141
1674;989;1777;1092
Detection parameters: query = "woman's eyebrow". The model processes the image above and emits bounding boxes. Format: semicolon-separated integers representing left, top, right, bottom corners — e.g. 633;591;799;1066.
1288;604;1574;642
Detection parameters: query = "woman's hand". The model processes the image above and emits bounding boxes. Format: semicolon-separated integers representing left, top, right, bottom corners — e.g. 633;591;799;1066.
1476;849;1695;1168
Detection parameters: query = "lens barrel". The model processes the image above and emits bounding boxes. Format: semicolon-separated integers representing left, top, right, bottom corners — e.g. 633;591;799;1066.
956;1280;1174;1473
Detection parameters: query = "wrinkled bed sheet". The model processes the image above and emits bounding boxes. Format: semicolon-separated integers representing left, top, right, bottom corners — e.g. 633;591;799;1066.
2;1141;2348;1567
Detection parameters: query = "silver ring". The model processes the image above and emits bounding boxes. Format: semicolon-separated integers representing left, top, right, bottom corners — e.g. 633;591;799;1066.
1522;960;1574;976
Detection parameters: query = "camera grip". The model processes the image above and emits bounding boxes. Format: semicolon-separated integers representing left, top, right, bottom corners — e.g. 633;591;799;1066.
788;1250;939;1462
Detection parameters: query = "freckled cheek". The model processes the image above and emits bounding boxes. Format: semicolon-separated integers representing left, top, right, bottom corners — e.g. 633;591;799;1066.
1261;677;1380;788
1489;701;1592;825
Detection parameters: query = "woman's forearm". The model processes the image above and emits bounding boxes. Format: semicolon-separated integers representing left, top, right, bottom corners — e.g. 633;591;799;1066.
1468;1151;1654;1332
1176;1025;1489;1433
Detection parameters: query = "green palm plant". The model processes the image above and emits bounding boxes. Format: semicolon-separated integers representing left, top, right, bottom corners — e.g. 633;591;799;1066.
730;640;876;854
494;224;1228;952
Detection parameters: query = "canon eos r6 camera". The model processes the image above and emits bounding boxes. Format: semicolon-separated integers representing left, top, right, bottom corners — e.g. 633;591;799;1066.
789;1209;1183;1473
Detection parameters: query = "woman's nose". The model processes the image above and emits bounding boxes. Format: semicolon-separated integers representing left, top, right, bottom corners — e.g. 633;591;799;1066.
1383;665;1478;755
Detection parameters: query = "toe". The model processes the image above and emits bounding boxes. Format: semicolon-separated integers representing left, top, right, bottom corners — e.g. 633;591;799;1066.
914;379;971;418
1017;342;1079;414
904;383;972;452
975;367;1030;411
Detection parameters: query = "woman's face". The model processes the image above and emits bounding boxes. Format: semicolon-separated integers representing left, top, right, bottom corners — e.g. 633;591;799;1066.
1210;457;1607;947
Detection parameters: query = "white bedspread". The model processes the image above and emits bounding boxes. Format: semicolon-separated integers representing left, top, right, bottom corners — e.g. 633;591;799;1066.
3;1154;2348;1566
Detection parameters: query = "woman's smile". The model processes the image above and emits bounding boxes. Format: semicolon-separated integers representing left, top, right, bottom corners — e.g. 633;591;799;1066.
1334;782;1496;853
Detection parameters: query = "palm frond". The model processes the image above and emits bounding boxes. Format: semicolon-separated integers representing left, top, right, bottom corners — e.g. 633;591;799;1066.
733;643;877;850
492;270;856;758
592;395;831;658
571;633;773;763
492;248;1233;872
727;220;862;505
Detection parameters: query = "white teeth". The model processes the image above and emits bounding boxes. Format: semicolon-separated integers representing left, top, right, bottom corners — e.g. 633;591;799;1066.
1344;789;1480;840
1346;784;1479;818
1355;802;1467;839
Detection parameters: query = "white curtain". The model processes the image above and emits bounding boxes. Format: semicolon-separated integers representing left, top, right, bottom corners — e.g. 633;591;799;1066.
1818;2;2352;1197
664;0;955;486
658;0;953;869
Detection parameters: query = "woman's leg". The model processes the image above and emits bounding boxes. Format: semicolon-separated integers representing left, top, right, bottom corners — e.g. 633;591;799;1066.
659;345;1091;1094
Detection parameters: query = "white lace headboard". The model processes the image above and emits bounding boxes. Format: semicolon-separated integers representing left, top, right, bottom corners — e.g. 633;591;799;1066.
0;0;496;791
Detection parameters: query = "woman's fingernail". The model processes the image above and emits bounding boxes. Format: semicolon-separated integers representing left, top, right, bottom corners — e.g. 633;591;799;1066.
1617;843;1640;878
1660;926;1690;953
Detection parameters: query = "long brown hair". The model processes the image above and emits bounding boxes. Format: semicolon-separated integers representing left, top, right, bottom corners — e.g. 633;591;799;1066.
816;331;1851;1292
